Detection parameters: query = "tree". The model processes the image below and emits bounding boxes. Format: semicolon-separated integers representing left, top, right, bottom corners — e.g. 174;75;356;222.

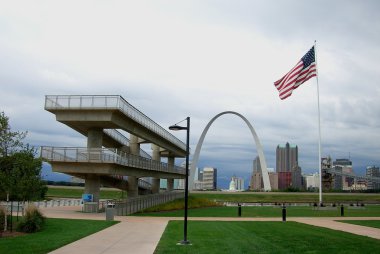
0;112;47;231
0;147;47;201
0;111;26;157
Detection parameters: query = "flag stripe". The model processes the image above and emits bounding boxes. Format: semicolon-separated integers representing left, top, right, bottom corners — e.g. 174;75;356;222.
274;46;317;100
294;63;317;86
274;61;303;90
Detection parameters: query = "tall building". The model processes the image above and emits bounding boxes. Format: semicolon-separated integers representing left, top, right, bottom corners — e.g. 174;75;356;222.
269;172;278;190
231;175;245;191
291;166;303;189
321;156;333;190
333;159;352;167
250;172;263;190
304;173;320;190
253;156;262;173
278;171;292;190
250;156;262;190
276;142;301;190
276;142;298;172
202;167;217;190
366;166;380;190
333;158;353;191
193;168;204;190
198;169;204;181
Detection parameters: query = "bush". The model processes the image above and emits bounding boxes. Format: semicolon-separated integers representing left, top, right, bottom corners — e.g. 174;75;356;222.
17;204;45;233
0;206;5;230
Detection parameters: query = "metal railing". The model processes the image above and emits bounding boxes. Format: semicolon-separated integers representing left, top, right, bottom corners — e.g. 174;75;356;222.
108;175;152;190
137;178;152;189
103;129;151;159
113;191;184;215
41;146;185;175
103;129;130;146
45;95;186;151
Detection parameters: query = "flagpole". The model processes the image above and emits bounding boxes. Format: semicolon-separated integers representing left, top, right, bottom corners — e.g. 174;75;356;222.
314;40;323;205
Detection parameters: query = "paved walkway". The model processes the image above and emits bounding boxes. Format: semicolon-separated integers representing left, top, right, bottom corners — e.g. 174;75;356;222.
40;206;380;254
290;217;380;240
43;206;171;254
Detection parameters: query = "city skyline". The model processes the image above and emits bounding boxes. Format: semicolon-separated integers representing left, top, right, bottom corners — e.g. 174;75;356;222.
1;1;379;185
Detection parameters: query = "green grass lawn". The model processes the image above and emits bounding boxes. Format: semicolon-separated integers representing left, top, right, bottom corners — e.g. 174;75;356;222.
45;187;380;204
337;220;380;229
192;192;380;203
0;218;118;254
46;187;125;199
137;205;380;217
155;221;380;254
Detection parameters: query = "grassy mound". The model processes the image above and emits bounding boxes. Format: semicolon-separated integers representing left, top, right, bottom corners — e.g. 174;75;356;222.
138;196;221;213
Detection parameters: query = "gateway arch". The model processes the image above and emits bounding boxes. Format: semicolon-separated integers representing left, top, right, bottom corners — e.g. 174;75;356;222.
189;111;271;191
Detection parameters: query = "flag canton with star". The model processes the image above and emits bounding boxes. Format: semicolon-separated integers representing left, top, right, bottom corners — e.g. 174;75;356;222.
274;46;317;100
302;47;315;70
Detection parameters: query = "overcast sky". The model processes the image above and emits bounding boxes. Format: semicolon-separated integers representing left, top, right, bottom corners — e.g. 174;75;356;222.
1;0;379;186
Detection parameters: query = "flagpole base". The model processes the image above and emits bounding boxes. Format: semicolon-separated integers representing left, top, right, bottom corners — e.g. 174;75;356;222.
177;240;191;245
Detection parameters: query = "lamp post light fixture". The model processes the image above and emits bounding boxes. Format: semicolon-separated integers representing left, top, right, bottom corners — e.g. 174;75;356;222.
169;117;191;245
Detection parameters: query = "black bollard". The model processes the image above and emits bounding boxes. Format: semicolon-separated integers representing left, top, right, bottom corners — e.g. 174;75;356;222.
282;204;286;222
10;201;13;232
340;204;344;217
238;203;242;217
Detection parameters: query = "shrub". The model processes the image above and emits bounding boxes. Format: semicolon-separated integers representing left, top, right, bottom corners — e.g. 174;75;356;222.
17;204;45;233
0;206;5;230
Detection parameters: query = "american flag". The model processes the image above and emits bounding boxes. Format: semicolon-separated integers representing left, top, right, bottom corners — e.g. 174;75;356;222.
274;46;317;100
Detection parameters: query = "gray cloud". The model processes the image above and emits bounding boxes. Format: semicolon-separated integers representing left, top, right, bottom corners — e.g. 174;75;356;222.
0;1;379;188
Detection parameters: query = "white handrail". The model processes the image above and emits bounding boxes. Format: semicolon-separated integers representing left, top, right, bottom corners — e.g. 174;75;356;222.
41;146;185;175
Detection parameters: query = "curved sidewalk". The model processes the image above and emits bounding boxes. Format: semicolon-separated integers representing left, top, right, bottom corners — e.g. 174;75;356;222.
43;206;170;254
41;206;380;254
290;217;380;240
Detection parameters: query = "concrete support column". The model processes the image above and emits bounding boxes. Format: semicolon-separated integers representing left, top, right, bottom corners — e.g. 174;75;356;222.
168;156;175;171
167;156;175;191
152;144;160;161
118;145;130;156
128;176;138;198
129;134;140;155
84;128;103;203
128;134;140;197
84;174;101;202
151;144;161;194
151;178;160;193
87;128;103;148
167;179;174;191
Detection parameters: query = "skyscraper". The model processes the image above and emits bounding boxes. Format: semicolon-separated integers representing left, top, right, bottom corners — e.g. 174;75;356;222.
253;156;262;173
366;166;380;190
276;142;298;172
202;167;217;190
250;156;262;190
276;142;302;190
333;158;353;190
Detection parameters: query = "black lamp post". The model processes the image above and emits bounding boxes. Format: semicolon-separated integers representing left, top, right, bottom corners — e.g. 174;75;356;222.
169;117;190;245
